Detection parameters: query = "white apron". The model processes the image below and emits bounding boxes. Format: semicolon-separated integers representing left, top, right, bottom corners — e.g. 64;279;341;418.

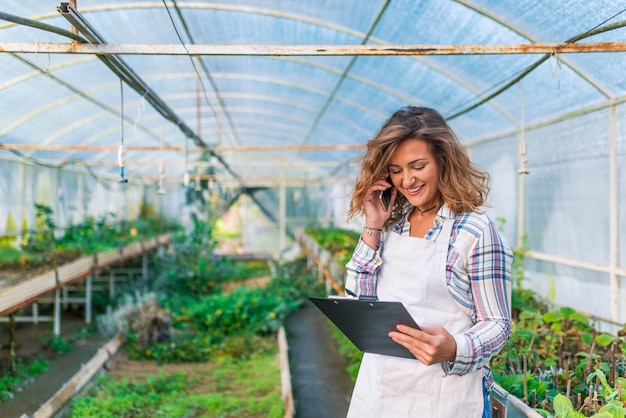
347;217;484;418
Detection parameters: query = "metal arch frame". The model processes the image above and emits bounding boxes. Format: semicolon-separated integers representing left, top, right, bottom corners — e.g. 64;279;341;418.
0;4;536;159
84;1;603;125
144;67;412;120
158;89;388;122
456;0;614;99
3;1;623;141
53;112;358;175
160;106;360;145
152;93;376;134
51;96;368;162
291;54;518;126
1;54;172;150
1;2;524;137
464;93;626;148
1;63;391;164
0;56;96;90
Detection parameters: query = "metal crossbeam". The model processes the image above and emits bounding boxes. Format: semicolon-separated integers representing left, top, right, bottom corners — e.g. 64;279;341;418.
1;41;625;55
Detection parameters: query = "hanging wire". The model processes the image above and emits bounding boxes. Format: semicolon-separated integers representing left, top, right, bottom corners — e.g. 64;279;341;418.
157;121;166;195
183;136;190;187
118;79;129;183
161;0;224;144
517;82;529;175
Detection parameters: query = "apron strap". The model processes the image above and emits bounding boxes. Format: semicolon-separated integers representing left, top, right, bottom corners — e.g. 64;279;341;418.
436;216;455;255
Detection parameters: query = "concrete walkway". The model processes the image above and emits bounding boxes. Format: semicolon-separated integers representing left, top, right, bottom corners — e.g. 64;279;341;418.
0;324;107;418
285;302;354;418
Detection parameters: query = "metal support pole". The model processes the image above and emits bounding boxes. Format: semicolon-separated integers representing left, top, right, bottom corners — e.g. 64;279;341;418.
109;269;115;299
85;274;92;324
54;289;61;336
33;302;39;325
142;253;148;283
279;176;286;253
8;313;16;373
62;286;69;310
3;41;626;55
608;105;619;321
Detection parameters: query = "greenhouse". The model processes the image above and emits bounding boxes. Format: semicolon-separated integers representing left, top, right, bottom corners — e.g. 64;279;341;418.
0;1;625;417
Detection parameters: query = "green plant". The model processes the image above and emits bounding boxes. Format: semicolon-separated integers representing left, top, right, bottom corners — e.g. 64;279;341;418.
305;226;360;267
490;236;626;416
0;246;24;270
547;392;626;418
69;348;284;417
47;335;72;354
0;359;50;406
150;218;218;297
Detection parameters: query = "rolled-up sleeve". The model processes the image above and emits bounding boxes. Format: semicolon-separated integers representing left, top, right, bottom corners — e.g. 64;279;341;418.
445;219;513;377
345;236;383;297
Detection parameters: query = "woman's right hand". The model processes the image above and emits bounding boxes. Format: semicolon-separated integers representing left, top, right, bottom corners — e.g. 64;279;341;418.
362;175;397;230
360;177;396;250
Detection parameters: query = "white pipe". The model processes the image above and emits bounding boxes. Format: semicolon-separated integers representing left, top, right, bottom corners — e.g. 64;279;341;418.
54;289;61;336
608;105;619;321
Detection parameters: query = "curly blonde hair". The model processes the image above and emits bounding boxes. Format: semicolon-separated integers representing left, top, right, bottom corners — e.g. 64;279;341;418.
347;106;490;228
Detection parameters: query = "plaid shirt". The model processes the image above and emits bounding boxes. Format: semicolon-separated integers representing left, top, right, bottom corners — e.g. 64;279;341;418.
345;204;512;390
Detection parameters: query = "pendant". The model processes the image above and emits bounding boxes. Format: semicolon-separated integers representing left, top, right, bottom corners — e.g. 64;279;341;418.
417;213;423;220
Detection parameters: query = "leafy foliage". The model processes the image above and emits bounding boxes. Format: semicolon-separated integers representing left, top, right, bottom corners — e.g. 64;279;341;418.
305;226;360;267
69;352;284;418
491;251;626;416
0;204;178;271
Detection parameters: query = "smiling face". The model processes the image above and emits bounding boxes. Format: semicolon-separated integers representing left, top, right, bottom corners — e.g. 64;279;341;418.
388;138;440;209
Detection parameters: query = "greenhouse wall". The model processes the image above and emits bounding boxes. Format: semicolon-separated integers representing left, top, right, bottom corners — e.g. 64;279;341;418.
1;102;624;327
469;102;626;326
0;159;152;243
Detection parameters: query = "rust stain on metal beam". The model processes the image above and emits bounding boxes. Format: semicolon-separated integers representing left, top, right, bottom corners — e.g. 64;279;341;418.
2;41;626;55
385;47;438;53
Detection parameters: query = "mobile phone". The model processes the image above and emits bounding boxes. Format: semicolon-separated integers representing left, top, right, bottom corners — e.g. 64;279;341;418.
379;177;393;211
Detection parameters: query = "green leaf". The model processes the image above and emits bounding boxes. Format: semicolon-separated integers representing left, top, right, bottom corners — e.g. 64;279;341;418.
569;312;590;325
543;311;564;323
553;394;574;417
581;332;594;345
587;369;613;396
597;400;626;418
519;310;538;320
595;333;615;347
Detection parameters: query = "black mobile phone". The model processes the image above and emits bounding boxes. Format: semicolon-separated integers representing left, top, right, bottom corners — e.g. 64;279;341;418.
379;177;393;211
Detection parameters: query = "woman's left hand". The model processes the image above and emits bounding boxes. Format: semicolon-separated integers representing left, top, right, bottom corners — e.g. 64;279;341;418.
388;324;457;365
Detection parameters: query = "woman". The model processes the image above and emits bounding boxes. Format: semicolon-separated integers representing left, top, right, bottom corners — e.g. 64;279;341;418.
345;106;512;418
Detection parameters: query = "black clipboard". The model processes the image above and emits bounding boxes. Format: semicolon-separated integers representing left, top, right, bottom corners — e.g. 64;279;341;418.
309;296;420;359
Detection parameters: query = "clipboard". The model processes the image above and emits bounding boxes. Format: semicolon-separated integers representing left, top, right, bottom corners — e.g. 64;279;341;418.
309;296;420;359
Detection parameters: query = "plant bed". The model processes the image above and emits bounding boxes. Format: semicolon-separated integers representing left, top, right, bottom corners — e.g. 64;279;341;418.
0;204;179;280
67;340;284;418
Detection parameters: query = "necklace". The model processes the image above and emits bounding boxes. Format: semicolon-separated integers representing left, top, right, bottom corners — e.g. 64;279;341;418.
414;203;437;220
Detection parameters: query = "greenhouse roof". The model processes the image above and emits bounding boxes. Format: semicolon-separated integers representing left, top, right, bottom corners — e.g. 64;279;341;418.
1;1;625;188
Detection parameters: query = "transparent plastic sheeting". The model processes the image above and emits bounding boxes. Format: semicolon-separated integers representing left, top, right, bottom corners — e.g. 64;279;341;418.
1;1;625;181
0;1;625;325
